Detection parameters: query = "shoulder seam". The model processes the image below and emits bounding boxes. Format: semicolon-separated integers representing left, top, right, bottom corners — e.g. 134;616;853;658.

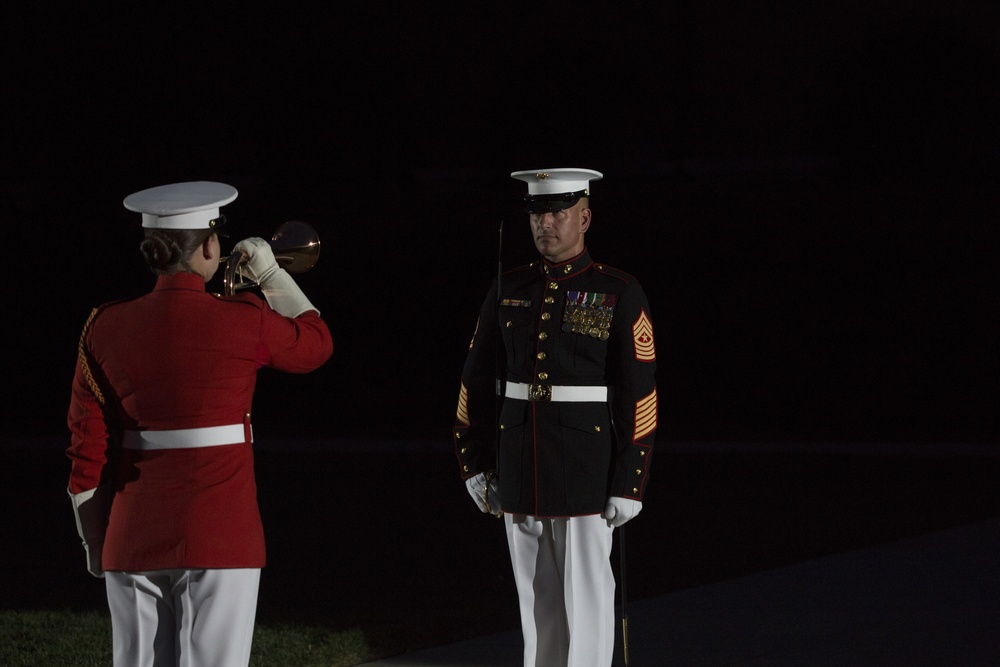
212;292;266;309
594;263;638;283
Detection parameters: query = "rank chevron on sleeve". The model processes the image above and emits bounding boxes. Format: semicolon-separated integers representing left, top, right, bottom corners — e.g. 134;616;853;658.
632;309;655;362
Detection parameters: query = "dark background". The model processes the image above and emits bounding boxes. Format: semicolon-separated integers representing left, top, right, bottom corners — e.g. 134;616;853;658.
2;1;999;659
3;2;997;446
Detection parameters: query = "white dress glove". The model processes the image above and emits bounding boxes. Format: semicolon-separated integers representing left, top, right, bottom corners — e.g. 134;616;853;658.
233;237;280;284
465;472;502;516
232;237;319;318
603;496;642;528
69;485;109;578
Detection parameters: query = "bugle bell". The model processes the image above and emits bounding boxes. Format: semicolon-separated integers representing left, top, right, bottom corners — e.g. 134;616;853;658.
223;220;321;296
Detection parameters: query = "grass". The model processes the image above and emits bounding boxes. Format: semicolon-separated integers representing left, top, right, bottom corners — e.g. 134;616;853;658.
0;610;111;667
250;624;371;667
0;610;372;667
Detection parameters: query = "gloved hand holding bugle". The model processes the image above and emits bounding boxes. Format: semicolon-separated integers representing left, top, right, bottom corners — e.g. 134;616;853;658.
233;237;319;317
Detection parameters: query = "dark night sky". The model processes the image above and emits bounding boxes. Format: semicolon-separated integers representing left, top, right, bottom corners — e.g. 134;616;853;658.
3;2;997;446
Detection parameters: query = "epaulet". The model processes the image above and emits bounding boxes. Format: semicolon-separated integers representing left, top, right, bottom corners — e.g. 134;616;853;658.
79;297;132;324
593;263;639;283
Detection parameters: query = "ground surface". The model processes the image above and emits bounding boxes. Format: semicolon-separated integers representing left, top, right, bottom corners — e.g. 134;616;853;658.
5;440;999;657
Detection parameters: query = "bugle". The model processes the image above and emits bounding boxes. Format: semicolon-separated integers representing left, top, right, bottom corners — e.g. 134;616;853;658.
223;220;320;295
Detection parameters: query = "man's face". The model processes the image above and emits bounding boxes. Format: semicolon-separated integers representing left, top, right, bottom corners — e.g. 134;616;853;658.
529;199;591;263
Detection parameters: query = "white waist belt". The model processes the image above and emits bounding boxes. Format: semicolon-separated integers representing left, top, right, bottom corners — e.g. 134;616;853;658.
122;424;251;450
505;381;608;403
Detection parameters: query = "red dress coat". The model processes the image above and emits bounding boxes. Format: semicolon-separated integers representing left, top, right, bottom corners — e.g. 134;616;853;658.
67;271;332;571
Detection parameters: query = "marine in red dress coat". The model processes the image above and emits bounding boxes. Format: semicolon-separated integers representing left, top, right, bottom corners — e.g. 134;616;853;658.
67;181;332;576
67;271;332;571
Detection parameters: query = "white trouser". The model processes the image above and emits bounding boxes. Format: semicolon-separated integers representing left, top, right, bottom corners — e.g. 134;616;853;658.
505;513;616;667
105;568;261;667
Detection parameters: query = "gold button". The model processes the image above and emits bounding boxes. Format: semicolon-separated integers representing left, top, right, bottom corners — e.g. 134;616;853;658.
548;281;559;290
632;487;639;494
537;352;546;360
461;447;467;453
538;372;549;381
464;465;469;472
543;265;551;274
636;469;642;475
594;425;601;432
245;411;251;419
640;450;646;456
541;312;551;321
544;296;555;304
506;321;513;327
538;332;548;341
500;424;505;430
563;264;572;273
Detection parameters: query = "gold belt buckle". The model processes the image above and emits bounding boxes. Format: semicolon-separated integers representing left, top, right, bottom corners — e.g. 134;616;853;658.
528;383;552;402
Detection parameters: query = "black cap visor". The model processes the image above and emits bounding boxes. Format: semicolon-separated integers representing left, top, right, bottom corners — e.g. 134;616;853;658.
523;190;587;214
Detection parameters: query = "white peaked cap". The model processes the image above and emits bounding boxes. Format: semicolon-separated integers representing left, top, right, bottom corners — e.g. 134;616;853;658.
510;168;603;195
124;181;238;230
